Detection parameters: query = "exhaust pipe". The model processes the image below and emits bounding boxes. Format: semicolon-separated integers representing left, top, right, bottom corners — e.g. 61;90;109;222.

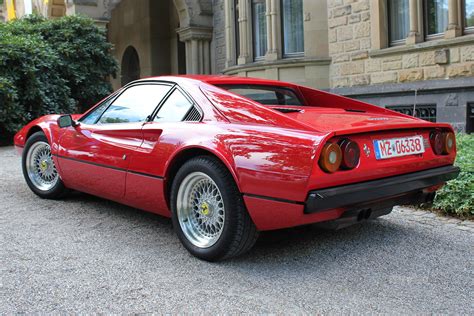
357;209;372;221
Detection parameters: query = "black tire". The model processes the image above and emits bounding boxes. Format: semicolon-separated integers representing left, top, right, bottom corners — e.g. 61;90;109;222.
22;131;68;199
170;156;259;261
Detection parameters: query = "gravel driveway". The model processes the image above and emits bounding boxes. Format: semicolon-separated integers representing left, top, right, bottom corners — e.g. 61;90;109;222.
0;146;472;313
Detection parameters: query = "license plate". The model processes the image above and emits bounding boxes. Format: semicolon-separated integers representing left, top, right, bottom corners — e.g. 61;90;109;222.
373;135;425;160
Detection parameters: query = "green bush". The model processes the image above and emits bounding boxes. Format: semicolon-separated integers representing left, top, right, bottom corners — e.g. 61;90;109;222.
0;15;117;137
431;133;474;218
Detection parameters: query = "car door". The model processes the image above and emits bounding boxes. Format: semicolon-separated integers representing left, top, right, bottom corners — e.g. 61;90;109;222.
124;87;200;215
57;83;173;200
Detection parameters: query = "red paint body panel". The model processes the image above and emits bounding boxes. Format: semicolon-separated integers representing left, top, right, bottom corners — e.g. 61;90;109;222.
124;173;169;216
243;196;344;231
14;75;458;231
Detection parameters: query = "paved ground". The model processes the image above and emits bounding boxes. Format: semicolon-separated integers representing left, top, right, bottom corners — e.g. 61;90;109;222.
0;146;473;313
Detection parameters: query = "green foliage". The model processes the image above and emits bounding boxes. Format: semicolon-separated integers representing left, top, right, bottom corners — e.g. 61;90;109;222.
432;133;474;218
0;15;117;137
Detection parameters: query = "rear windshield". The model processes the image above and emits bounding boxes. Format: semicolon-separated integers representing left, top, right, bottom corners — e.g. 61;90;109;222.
217;84;303;106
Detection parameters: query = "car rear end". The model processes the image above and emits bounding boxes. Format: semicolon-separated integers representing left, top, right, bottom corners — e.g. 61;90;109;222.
200;77;459;230
302;125;459;228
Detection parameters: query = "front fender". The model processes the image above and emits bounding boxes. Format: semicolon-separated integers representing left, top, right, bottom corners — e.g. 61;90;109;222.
14;115;62;154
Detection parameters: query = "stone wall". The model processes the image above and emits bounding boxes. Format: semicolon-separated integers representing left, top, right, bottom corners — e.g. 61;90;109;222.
328;0;474;89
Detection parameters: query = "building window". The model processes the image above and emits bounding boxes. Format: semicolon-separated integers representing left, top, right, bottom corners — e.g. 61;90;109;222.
465;0;474;33
388;0;410;45
386;104;437;123
252;0;267;60
425;0;449;38
281;0;304;56
467;103;474;133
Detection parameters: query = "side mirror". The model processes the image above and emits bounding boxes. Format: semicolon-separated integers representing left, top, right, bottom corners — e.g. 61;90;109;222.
57;115;78;128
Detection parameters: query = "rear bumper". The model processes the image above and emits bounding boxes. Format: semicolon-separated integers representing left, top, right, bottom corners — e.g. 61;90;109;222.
305;165;460;214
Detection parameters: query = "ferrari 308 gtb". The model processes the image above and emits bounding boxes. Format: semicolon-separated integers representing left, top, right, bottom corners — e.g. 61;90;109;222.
14;75;459;261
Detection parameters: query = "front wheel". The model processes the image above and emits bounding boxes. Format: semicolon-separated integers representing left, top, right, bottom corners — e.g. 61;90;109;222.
22;131;68;199
170;156;258;261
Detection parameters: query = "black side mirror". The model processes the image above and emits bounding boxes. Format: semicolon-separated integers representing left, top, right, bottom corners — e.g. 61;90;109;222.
57;115;78;128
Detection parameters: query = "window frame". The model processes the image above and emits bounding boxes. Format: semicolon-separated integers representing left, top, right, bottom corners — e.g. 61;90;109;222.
79;82;174;125
388;0;410;46
79;91;121;125
463;0;474;34
280;0;305;58
251;0;268;61
216;84;305;106
150;85;203;123
424;0;449;40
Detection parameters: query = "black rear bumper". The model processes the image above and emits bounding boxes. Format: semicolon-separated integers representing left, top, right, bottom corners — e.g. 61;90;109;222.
305;165;460;214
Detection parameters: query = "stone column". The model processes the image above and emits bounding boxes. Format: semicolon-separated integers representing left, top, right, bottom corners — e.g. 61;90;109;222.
445;0;461;38
178;26;213;74
237;0;252;64
224;0;234;67
265;0;279;60
406;0;421;44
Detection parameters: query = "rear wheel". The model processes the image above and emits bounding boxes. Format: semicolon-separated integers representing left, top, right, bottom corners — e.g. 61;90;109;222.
22;131;68;199
170;156;258;261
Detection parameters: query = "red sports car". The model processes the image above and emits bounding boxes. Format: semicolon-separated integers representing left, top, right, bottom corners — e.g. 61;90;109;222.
14;75;459;261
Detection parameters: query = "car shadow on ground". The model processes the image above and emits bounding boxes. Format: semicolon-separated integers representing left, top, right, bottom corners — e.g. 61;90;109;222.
59;190;415;266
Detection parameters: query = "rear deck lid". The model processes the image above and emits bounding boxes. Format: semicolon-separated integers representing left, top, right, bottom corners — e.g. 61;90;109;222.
270;106;446;135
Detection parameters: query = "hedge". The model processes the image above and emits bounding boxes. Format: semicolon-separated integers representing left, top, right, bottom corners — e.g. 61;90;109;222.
430;133;474;218
0;15;117;138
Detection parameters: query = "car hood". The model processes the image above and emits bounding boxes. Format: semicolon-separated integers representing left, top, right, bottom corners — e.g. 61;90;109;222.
272;107;440;135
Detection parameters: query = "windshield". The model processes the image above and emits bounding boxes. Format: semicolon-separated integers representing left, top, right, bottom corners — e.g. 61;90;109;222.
217;84;303;106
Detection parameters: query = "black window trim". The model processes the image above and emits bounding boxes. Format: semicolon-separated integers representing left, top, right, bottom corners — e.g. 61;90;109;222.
78;90;120;125
216;83;305;106
80;81;175;126
149;85;203;123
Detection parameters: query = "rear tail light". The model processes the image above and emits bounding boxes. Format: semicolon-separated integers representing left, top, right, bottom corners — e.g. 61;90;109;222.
430;131;443;155
339;139;360;170
319;143;342;173
442;132;455;154
430;130;455;155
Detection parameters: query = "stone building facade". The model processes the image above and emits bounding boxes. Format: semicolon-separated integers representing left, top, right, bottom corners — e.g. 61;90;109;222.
1;0;474;131
327;0;474;131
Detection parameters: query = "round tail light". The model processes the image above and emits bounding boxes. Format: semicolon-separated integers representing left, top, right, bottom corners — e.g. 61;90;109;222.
339;139;360;169
430;131;443;155
442;132;455;154
319;143;342;173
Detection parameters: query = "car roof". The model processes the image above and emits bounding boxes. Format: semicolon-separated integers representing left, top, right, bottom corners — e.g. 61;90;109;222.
135;75;299;88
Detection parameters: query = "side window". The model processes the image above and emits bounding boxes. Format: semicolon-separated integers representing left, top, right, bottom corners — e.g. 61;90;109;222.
80;97;113;125
98;84;171;124
154;89;194;122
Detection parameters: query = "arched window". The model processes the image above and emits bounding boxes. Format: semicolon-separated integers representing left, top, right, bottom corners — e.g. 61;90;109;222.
121;46;140;86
